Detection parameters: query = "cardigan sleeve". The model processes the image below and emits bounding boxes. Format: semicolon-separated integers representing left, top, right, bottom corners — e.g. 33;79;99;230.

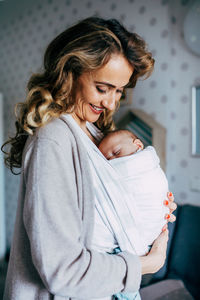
23;136;142;299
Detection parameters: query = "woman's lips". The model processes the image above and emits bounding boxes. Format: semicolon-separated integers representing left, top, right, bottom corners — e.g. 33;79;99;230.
89;104;104;114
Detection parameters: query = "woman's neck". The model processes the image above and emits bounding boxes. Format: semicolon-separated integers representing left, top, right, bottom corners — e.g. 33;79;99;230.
71;112;87;129
71;113;98;145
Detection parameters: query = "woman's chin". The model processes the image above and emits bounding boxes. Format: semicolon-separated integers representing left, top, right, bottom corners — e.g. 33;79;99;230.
86;114;101;123
86;107;103;123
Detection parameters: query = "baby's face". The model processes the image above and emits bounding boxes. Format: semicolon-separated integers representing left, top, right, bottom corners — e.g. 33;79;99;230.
99;132;143;160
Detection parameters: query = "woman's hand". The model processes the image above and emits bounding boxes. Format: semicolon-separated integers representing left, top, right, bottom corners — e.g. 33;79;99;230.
140;192;176;275
162;192;177;231
139;229;169;275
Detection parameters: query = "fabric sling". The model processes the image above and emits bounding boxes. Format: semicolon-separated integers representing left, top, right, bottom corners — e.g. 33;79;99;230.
61;114;146;256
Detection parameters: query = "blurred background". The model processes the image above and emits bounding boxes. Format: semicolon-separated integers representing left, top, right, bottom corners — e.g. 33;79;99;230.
0;0;200;298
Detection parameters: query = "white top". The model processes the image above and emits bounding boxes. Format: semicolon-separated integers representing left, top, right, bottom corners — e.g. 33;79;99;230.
86;122;119;253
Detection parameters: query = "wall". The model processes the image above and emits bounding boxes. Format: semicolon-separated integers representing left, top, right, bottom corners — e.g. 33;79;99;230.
0;94;6;260
0;0;200;249
122;0;200;207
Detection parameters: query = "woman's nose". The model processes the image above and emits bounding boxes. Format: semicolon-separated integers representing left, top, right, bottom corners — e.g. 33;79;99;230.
102;94;116;111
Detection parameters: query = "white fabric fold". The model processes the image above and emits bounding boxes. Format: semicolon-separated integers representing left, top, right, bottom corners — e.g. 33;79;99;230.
110;146;169;249
61;114;147;256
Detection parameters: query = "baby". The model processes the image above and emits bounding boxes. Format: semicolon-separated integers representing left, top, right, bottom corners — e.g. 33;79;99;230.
98;129;169;255
98;129;144;160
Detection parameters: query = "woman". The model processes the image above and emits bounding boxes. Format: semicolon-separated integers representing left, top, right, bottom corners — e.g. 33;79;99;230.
2;17;176;300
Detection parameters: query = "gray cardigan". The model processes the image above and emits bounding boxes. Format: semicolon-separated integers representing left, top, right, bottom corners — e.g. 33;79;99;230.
3;116;141;300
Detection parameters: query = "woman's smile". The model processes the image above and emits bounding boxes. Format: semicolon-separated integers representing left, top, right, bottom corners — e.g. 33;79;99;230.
89;103;104;114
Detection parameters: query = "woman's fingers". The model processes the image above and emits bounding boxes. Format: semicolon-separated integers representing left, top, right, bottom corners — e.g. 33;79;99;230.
164;200;177;213
169;201;177;214
166;191;177;212
167;191;174;202
165;213;176;223
163;191;177;223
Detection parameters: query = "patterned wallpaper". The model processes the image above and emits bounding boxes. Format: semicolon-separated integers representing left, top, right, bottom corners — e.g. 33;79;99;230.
0;0;200;248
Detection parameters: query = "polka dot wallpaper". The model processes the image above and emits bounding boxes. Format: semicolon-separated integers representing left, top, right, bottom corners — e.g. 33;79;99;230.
0;0;200;248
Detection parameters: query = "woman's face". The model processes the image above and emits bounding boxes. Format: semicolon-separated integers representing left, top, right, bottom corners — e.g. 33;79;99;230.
72;54;133;127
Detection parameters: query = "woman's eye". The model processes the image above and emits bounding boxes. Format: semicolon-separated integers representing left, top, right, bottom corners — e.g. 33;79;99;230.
96;86;107;93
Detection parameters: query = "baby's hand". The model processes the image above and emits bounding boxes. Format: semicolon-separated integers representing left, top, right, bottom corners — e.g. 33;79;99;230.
133;139;144;151
162;192;177;231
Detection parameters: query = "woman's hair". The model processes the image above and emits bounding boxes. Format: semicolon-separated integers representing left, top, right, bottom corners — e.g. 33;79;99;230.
1;16;154;174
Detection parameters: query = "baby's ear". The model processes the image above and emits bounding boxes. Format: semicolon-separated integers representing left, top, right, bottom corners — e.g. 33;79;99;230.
133;139;144;150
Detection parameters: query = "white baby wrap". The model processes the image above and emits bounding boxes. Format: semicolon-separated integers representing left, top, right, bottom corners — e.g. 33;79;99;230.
62;114;169;258
61;115;169;300
110;146;169;252
62;114;146;255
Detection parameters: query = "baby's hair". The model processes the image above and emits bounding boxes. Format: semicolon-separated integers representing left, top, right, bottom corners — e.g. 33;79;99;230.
102;129;138;141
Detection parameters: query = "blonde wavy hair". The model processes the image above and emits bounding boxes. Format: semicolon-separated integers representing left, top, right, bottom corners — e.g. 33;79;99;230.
1;17;154;174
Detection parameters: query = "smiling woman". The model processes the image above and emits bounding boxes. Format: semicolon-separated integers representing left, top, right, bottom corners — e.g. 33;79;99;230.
1;17;177;300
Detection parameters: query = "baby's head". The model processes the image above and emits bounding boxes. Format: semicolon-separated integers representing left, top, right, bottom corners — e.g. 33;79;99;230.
98;129;144;160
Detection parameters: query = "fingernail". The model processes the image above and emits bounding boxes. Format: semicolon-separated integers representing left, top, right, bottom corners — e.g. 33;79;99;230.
163;200;169;206
162;225;167;232
165;214;170;220
168;192;173;197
